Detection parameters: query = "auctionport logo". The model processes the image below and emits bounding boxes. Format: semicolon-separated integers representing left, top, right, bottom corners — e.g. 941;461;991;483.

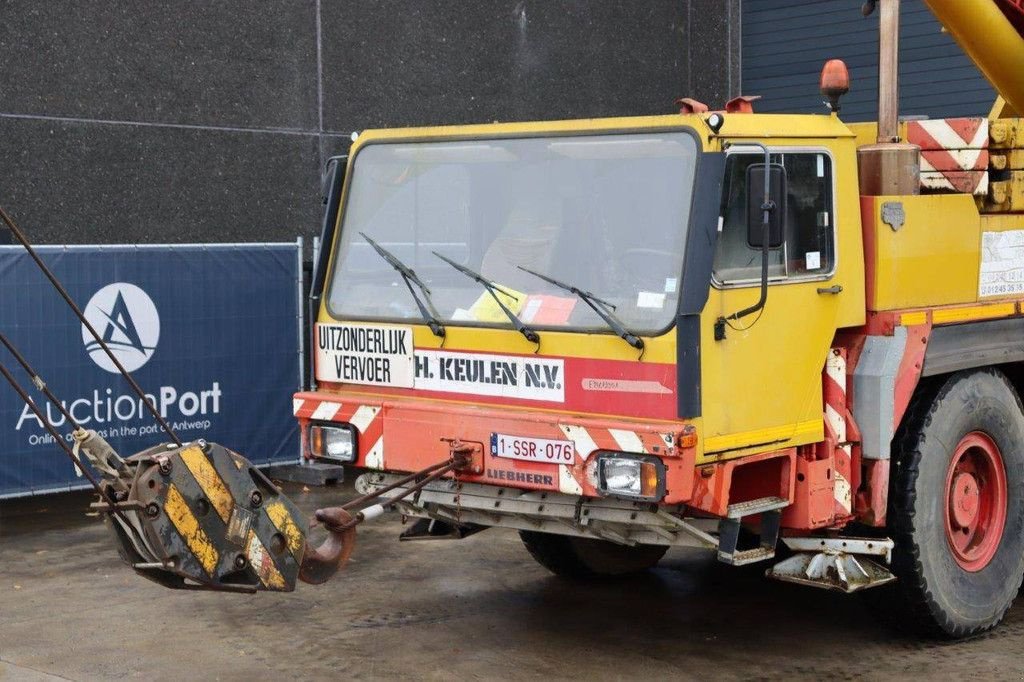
82;283;160;373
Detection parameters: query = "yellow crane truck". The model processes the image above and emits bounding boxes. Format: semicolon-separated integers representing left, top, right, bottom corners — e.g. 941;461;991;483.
290;0;1024;637
7;0;1024;641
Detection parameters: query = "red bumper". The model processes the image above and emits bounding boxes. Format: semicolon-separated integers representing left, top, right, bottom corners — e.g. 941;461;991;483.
293;390;695;504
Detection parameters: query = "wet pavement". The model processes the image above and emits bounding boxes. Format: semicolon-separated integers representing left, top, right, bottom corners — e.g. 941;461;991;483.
2;479;1023;681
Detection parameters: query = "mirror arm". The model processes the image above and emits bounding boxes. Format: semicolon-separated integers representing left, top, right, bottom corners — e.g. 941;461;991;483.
720;142;775;325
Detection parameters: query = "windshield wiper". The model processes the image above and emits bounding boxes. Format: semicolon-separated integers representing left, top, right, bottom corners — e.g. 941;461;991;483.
359;232;445;338
432;251;540;344
517;266;644;350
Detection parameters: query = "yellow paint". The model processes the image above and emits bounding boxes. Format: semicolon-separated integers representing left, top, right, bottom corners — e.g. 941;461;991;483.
932;302;1016;325
988;171;1024;213
318;113;857;368
179;446;233;524
900;311;928;326
700;135;864;455
265;501;305;561
848;121;909;149
701;419;823;463
990;96;1020;120
345;113;852;152
897;301;1020;329
309;107;1011;472
317;115;868;464
980;213;1024;232
866;194;982;310
246;530;286;590
923;0;1024;117
164;484;219;577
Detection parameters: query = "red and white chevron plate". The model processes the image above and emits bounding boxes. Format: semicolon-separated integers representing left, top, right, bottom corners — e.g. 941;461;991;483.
906;118;989;196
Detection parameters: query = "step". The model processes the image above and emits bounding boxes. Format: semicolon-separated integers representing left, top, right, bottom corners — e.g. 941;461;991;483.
726;496;790;519
717;546;776;566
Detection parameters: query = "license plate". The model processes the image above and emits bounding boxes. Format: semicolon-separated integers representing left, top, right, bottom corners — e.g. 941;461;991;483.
490;433;575;465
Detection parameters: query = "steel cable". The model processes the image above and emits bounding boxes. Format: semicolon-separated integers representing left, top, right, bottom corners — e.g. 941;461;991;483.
0;206;182;445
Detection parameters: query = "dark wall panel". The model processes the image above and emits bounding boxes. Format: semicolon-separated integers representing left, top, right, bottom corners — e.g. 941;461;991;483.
0;118;322;244
0;1;320;129
742;0;996;121
321;0;739;130
0;1;737;246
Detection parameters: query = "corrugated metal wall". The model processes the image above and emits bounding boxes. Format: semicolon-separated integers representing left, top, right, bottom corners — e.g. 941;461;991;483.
742;0;996;121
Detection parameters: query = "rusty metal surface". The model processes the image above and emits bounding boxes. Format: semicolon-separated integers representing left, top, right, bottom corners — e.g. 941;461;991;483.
3;481;1024;679
104;441;309;592
857;143;922;196
299;507;356;585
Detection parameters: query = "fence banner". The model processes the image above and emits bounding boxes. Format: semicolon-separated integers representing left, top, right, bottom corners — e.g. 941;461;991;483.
0;243;302;499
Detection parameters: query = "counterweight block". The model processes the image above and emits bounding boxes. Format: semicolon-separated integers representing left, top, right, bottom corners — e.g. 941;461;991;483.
104;441;309;593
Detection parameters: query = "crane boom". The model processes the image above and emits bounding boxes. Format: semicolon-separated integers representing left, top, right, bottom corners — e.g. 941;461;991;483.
922;0;1024;117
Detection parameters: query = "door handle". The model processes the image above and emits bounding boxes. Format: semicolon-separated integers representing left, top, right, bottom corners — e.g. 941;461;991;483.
817;285;843;295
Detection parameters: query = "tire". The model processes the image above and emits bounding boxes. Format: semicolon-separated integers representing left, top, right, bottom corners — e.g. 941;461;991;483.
887;368;1024;638
519;530;668;578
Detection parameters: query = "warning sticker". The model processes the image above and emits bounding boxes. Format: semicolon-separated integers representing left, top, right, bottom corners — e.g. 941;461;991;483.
315;323;415;387
980;230;1024;298
414;350;564;402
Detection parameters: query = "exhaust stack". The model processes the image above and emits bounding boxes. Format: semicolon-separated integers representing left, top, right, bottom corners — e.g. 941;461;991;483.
857;0;920;196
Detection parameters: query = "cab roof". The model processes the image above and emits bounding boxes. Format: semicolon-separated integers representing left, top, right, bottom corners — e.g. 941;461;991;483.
350;112;857;152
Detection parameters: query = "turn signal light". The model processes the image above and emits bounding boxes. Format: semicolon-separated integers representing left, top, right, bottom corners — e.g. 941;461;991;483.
679;425;698;449
641;461;659;497
310;424;323;457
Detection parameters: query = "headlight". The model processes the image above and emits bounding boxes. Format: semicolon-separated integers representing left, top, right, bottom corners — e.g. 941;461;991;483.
597;453;665;501
309;424;357;462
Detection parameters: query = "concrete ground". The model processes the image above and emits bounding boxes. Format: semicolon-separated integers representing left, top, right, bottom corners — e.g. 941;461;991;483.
2;480;1023;681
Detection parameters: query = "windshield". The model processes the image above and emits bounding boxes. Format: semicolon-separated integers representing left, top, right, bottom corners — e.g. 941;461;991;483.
326;130;698;335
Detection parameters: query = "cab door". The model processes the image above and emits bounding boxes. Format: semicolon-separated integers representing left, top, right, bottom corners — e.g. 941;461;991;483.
699;143;864;459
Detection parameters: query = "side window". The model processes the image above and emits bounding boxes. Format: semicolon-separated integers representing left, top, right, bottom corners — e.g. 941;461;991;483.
713;151;835;285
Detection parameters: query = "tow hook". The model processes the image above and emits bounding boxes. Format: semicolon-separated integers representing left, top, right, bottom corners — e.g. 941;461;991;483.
298;507;357;585
296;450;472;584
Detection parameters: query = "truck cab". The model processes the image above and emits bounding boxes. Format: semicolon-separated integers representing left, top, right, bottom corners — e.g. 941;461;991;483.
295;112;864;559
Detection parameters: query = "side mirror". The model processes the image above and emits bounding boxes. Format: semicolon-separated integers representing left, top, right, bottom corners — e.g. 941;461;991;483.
746;163;787;249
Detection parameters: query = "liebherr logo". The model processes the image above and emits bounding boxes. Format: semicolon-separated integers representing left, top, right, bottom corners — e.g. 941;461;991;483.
82;283;160;373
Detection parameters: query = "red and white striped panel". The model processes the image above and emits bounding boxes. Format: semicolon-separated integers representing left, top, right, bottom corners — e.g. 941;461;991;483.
823;349;852;516
906;118;989;196
293;397;385;470
556;424;676;496
557;424;675;460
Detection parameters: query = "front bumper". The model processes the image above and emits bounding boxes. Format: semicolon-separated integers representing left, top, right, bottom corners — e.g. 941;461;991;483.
356;472;718;548
293;390;696;504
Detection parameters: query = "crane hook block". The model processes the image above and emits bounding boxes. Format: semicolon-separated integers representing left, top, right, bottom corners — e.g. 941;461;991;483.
96;441;310;593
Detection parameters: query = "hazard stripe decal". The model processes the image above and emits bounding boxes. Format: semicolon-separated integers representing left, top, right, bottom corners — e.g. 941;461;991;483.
608;428;647;454
558;424;599;459
907;118;990;196
179;445;233;524
246;529;286;590
265;501;306;562
349;405;380;433
164;483;219;577
310;401;343;421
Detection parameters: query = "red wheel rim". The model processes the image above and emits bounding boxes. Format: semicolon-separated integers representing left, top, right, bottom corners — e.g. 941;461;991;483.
943;432;1007;572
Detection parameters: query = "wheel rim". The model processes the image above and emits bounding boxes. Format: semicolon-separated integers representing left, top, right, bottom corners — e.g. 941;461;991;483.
944;432;1008;572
